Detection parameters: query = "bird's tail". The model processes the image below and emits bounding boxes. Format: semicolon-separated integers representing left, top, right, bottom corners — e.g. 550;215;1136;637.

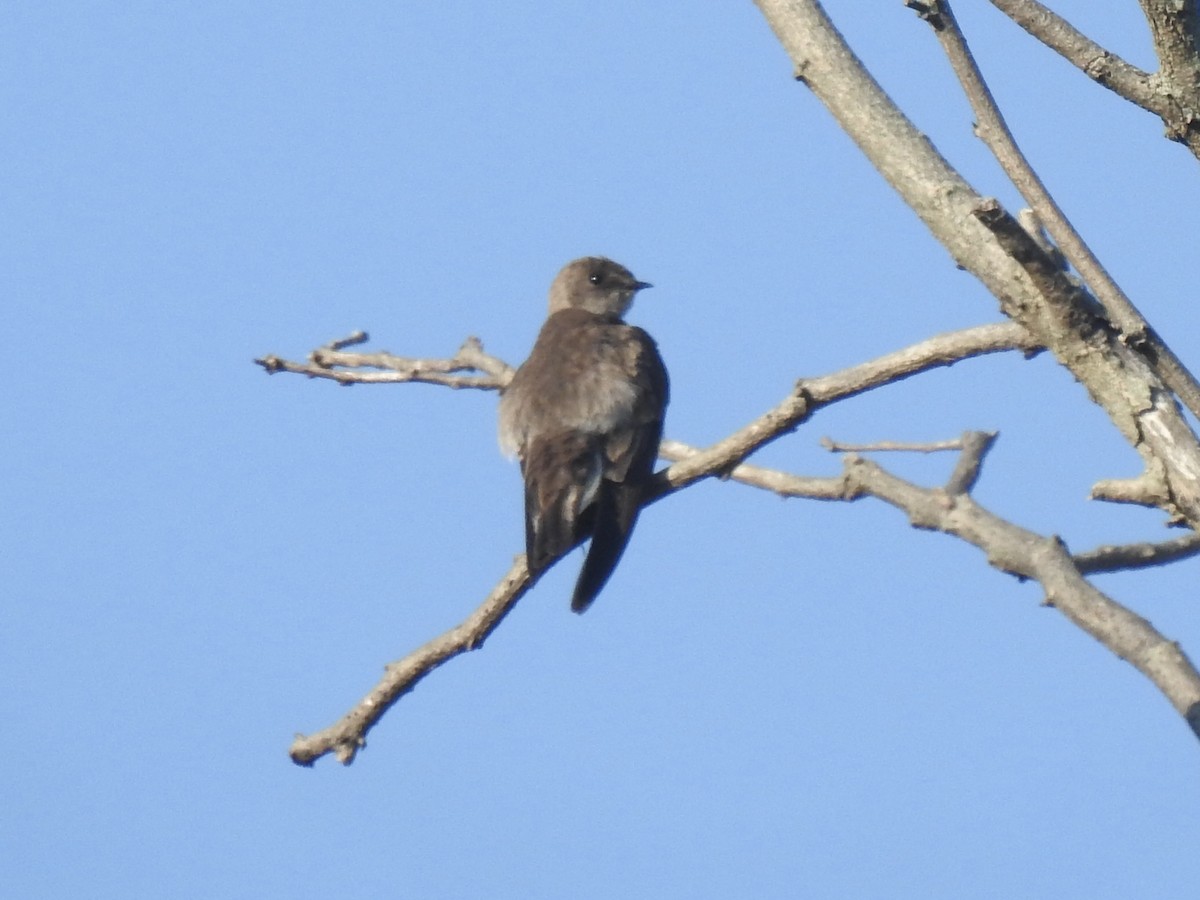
570;483;642;613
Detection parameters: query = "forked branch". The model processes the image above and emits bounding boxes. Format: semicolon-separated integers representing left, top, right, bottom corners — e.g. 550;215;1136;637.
916;0;1200;424
752;0;1200;532
266;320;1200;764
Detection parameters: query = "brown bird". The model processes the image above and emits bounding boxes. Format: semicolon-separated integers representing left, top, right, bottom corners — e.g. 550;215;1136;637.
498;257;669;613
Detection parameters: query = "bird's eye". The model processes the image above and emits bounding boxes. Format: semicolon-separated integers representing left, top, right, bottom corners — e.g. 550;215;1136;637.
588;273;604;285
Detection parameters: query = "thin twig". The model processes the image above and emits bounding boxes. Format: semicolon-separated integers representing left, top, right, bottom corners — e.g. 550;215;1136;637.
943;430;998;494
1075;531;1200;573
654;322;1041;497
664;437;1200;574
822;437;971;453
841;450;1200;738
658;441;849;500
255;337;511;390
326;331;371;351
290;558;536;765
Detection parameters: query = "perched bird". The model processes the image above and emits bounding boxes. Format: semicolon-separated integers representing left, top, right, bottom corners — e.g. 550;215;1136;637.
498;257;669;613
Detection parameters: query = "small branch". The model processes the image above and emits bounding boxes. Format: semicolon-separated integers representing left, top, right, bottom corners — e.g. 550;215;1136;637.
1092;465;1172;509
659;439;849;501
919;0;1200;425
802;322;1043;396
290;558;535;766
664;437;1200;575
288;322;1041;765
840;452;1200;738
671;430;1200;739
654;322;1041;497
255;336;512;390
822;436;973;453
943;429;998;494
1138;0;1200;152
326;331;371;352
1075;531;1200;573
987;0;1158;110
987;0;1200;157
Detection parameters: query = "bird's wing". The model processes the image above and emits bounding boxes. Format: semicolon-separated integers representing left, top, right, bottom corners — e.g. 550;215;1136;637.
571;326;669;613
600;325;669;484
521;431;603;573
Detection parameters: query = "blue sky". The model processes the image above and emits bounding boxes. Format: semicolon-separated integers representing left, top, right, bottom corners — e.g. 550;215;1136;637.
4;2;1199;897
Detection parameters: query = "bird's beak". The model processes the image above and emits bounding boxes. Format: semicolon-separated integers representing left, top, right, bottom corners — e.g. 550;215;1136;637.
634;281;653;291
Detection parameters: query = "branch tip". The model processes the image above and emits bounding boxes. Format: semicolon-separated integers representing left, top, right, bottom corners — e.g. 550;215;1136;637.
944;430;998;495
905;0;946;30
255;355;284;374
325;331;370;352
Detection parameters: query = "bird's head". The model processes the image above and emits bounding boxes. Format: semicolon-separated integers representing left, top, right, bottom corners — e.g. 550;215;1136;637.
548;256;652;318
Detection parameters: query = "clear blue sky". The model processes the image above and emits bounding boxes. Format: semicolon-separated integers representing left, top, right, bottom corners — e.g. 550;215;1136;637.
4;2;1198;897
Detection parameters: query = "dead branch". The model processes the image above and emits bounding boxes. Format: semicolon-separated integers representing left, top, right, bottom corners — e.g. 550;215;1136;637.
276;319;1200;763
256;336;511;390
919;0;1200;427
280;323;1038;764
290;558;535;766
664;432;1200;739
821;437;972;453
987;0;1157;110
1074;531;1200;573
752;0;1200;531
662;436;1200;579
842;443;1200;738
984;0;1200;156
1138;0;1200;153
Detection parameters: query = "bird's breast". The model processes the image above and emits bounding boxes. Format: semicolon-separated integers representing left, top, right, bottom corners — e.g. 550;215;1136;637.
497;315;645;457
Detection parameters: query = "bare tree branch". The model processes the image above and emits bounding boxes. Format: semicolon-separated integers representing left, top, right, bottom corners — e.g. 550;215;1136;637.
825;424;1003;496
653;321;1041;496
277;318;1200;763
987;0;1157;107
752;0;1200;529
658;441;847;499
259;323;1037;397
290;559;536;766
1075;531;1200;573
843;445;1200;738
256;336;511;390
920;0;1200;426
984;0;1200;156
279;322;1043;765
821;437;970;453
943;429;998;494
1091;466;1174;511
664;436;1200;575
1138;0;1200;151
662;433;1200;740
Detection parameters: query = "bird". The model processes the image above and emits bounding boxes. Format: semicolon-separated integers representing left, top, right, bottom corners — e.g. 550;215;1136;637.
498;256;669;613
